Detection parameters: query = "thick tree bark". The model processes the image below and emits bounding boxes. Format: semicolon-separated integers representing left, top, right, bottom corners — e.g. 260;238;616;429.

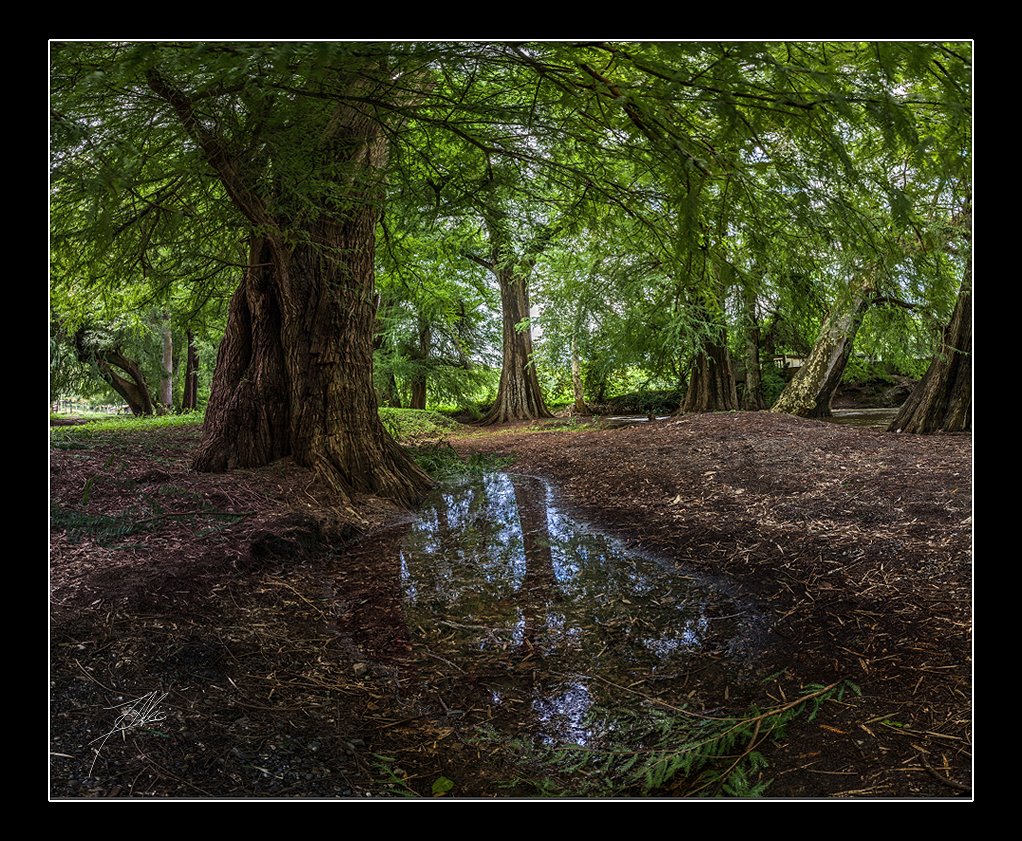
570;336;588;415
182;329;199;411
159;312;173;409
194;229;430;504
889;257;971;433
150;66;431;506
771;274;874;418
681;333;738;413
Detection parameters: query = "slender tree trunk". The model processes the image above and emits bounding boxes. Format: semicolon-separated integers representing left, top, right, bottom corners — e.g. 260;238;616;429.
772;273;874;418
889;257;971;433
571;336;588;415
182;329;199;411
159;312;173;409
741;284;765;410
484;264;552;424
409;321;430;411
409;378;426;410
681;332;738;413
381;372;401;409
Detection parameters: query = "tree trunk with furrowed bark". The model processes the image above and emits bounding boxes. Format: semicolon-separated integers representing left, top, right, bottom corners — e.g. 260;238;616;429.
477;220;552;425
889;256;971;434
148;66;430;506
682;333;739;413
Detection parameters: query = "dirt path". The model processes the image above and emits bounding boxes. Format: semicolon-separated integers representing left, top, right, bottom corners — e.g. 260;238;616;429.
49;413;971;798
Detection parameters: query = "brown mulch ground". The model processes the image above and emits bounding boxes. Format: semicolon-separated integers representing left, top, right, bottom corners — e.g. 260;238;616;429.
456;412;972;797
49;413;971;798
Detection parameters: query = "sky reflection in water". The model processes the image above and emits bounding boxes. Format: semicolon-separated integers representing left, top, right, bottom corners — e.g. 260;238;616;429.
399;473;756;746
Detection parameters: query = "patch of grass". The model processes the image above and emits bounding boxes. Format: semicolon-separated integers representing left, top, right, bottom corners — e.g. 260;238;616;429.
50;410;119;421
50;412;204;448
379;408;464;444
529;416;599;432
50;411;203;435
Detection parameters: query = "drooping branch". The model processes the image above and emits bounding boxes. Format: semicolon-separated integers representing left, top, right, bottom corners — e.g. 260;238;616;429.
145;68;277;233
73;329;156;417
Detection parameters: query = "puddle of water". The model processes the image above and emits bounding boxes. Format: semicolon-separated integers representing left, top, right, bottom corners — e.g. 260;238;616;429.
825;408;899;428
398;473;762;748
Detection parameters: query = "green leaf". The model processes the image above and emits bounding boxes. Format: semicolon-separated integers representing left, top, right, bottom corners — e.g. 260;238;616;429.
432;776;455;796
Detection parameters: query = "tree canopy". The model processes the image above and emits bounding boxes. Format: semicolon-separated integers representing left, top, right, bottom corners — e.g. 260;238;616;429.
50;41;972;496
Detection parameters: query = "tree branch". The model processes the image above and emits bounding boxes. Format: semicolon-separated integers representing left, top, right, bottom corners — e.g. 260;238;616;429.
463;251;494;272
872;295;917;311
146;69;277;233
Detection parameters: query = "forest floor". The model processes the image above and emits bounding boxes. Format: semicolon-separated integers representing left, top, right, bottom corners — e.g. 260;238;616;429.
49;412;971;799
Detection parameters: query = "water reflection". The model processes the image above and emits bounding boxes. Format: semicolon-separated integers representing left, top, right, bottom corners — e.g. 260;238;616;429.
399;473;759;747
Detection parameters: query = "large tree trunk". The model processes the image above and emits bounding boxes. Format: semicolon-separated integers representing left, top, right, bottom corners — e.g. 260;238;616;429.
182;329;199;411
570;336;588;415
159;312;173;409
771;274;874;418
149;67;431;506
486;268;551;424
193;228;430;505
681;334;738;413
889;257;971;434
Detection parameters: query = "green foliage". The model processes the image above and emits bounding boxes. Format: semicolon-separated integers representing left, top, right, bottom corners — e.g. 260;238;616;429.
370;755;419;798
51;42;970;423
431;776;455;797
598;389;684;415
378;408;463;445
760;363;788;408
482;680;853;797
